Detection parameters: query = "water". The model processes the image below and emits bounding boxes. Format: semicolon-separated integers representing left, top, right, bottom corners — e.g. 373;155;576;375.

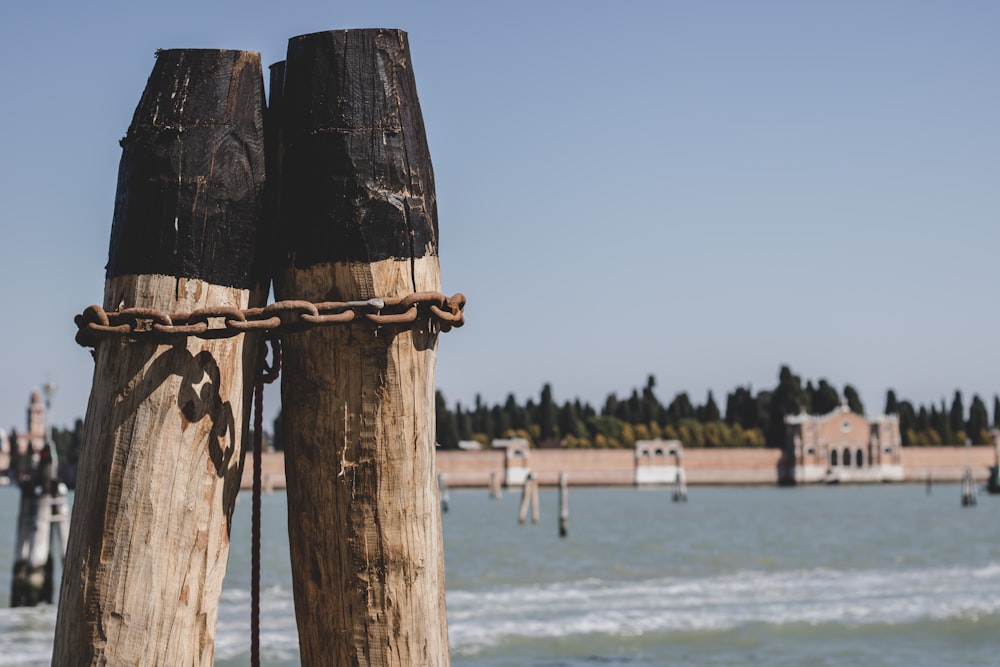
0;485;997;665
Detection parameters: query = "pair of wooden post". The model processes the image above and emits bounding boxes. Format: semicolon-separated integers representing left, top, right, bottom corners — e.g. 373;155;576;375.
517;473;570;538
11;451;68;607
518;473;540;524
54;30;449;666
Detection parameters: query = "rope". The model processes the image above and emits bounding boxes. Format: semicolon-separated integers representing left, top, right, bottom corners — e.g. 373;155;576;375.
251;336;281;667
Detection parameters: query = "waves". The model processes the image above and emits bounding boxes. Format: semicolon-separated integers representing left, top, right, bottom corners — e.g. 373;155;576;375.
445;562;1000;654
0;563;996;665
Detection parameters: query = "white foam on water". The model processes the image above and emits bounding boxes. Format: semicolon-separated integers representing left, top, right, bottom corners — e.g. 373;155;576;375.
446;561;1000;653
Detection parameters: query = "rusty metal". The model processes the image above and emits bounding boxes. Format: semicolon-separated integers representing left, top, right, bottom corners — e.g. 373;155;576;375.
74;291;466;347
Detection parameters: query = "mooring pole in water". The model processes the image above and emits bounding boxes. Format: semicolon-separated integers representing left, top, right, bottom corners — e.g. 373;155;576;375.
518;472;534;524
53;49;267;666
11;451;53;607
273;29;450;666
439;473;450;513
558;472;568;538
961;468;977;507
489;471;502;499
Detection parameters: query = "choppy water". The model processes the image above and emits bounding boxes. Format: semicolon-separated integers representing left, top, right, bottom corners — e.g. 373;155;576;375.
0;484;997;665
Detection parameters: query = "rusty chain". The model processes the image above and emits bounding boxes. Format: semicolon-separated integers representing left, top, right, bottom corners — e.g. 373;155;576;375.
74;291;466;347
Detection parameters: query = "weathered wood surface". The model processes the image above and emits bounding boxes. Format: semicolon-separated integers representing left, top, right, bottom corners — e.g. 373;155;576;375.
273;29;449;666
53;49;266;667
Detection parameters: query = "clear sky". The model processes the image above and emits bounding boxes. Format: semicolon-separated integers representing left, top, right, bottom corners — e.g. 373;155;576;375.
1;0;998;433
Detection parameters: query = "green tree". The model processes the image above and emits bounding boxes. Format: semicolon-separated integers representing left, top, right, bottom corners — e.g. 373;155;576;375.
884;389;899;415
435;390;459;449
538;384;558;441
725;386;758;429
895;400;916;445
949;390;965;437
271;411;284;451
667;392;695;423
641;375;661;425
967;394;990;444
701;391;721;422
504;394;527;430
994;395;1000;429
51;418;84;468
557;402;584;438
812;380;841;414
934;400;954;444
766;366;806;448
843;384;864;415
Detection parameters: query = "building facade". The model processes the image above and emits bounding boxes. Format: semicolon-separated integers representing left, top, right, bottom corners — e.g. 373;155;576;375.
781;404;903;484
634;439;685;485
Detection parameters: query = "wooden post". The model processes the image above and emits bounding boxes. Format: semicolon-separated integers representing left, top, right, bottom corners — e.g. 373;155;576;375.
558;472;568;538
273;29;449;666
11;451;54;607
531;474;540;524
53;49;267;666
439;473;450;513
489;471;502;499
518;473;532;525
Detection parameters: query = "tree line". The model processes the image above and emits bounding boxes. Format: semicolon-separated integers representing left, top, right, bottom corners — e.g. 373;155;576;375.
432;365;1000;450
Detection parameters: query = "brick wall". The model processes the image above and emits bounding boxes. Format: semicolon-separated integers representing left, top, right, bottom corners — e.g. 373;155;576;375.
242;446;998;489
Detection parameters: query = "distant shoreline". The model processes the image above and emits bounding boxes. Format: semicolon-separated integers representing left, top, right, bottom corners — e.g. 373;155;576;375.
241;446;996;491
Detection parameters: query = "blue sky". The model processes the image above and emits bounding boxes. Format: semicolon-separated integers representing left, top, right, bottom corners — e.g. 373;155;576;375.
1;0;998;432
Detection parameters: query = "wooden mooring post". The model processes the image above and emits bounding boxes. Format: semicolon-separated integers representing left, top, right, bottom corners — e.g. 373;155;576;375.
273;29;449;666
439;473;450;513
53;49;267;665
489;471;503;499
11;447;67;607
558;472;568;538
518;472;540;525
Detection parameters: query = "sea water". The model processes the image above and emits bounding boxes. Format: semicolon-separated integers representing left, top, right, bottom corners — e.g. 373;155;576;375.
0;484;997;665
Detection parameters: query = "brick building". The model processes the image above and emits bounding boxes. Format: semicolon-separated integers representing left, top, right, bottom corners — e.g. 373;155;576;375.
781;403;903;484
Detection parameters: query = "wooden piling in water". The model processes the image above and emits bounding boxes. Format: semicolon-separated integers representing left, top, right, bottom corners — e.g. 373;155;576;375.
489;471;502;499
518;472;540;525
53;49;267;666
518;473;532;524
558;472;568;538
439;473;450;513
11;449;55;607
272;29;449;666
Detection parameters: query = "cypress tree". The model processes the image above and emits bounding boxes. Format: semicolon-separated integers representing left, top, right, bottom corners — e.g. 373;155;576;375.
949;390;964;437
936;400;954;444
896;400;916;445
843;384;864;415
812;380;840;414
702;391;721;422
641;375;661;425
435;390;460;449
994;395;1000;429
967;394;989;444
766;366;806;448
539;384;558;441
884;389;899;415
667;392;695;423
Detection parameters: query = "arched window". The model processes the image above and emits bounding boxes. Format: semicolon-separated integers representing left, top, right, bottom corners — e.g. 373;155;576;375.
843;447;852;467
831;449;838;466
856;448;864;468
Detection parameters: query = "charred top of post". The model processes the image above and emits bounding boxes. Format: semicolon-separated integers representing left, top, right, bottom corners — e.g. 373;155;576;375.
276;29;438;268
107;49;268;290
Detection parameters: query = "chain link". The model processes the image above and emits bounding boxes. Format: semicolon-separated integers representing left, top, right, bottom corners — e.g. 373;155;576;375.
75;292;466;347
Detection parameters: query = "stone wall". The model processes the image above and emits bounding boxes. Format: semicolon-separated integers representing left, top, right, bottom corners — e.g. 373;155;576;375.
243;446;998;489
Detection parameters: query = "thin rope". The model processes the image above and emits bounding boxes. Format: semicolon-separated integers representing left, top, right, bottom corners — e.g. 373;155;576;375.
251;336;281;667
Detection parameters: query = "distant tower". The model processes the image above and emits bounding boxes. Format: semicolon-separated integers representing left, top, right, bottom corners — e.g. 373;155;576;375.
16;391;48;458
